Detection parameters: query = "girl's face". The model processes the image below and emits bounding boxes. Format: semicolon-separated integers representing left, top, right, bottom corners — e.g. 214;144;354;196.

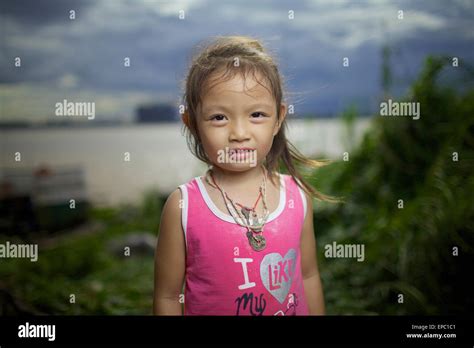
196;71;286;173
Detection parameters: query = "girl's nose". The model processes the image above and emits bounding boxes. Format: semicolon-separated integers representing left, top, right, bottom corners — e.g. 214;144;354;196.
229;119;250;142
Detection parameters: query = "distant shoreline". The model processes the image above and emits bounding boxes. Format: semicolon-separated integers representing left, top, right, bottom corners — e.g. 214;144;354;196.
0;121;174;130
0;115;370;130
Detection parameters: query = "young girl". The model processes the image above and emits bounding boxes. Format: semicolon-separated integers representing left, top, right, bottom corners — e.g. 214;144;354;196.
153;36;331;316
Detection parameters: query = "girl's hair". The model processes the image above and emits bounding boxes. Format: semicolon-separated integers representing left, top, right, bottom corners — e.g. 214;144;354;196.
180;35;339;202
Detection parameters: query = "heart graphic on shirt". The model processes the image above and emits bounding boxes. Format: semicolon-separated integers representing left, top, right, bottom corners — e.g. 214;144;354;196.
260;249;296;304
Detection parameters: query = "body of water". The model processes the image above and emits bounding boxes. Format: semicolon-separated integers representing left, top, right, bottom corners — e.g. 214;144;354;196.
1;118;371;206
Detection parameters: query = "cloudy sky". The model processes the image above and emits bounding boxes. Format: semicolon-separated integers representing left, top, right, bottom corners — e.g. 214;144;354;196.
1;0;473;123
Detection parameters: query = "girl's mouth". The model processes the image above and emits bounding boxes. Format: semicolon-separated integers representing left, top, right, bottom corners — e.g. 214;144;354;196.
227;148;256;162
228;148;255;155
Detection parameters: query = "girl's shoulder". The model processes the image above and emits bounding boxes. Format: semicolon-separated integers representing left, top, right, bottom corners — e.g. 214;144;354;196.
178;175;202;187
270;171;295;186
276;173;307;199
268;172;304;196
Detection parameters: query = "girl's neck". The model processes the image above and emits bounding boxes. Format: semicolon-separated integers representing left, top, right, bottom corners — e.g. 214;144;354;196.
209;164;267;190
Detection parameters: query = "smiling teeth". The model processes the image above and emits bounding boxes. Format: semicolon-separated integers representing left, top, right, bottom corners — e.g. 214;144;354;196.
229;149;251;155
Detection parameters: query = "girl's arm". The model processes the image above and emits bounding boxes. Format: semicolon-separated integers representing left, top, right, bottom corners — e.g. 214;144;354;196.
301;192;326;315
153;188;186;315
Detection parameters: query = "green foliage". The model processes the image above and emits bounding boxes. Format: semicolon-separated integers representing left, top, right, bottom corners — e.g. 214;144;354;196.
314;56;474;314
0;192;166;315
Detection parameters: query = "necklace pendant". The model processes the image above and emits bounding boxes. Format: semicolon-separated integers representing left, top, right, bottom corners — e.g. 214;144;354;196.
249;218;263;231
241;207;249;219
250;225;263;233
246;231;266;251
248;211;258;226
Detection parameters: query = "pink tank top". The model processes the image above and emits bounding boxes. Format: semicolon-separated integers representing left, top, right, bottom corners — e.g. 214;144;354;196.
178;173;309;316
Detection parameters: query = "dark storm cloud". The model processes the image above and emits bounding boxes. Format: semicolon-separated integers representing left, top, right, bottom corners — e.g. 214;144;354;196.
1;0;94;27
1;0;473;119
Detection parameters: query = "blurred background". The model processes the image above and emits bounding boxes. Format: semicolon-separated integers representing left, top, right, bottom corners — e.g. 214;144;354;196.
0;0;473;315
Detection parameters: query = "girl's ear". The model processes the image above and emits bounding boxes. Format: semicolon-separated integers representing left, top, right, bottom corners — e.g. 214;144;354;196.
182;110;190;128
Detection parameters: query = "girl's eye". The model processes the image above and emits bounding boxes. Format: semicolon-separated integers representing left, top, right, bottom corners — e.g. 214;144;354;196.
251;112;266;118
211;114;227;121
